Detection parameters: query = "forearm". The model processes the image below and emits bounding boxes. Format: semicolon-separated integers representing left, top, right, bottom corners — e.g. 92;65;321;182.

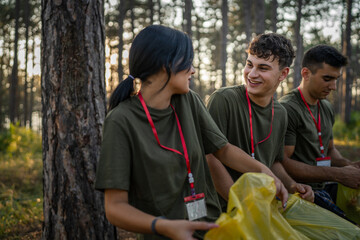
270;161;297;192
206;154;234;201
328;147;352;167
105;190;220;239
105;190;156;234
281;156;341;183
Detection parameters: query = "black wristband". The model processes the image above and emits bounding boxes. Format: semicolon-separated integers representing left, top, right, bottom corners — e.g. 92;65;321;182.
151;216;166;235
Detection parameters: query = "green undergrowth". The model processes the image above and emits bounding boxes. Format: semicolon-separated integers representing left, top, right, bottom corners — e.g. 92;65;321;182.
0;124;43;239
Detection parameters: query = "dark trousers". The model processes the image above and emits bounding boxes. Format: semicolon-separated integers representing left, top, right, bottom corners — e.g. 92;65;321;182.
314;183;356;225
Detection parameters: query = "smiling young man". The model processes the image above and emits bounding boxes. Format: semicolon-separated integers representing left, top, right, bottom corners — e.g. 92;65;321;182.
206;33;314;212
279;45;360;220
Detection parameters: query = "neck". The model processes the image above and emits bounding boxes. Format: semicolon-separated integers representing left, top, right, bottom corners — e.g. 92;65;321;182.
247;92;272;107
139;86;172;110
298;84;318;105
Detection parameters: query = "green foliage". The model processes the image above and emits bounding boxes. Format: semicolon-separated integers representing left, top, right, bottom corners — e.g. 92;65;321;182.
333;111;360;146
0;123;42;157
0;125;42;239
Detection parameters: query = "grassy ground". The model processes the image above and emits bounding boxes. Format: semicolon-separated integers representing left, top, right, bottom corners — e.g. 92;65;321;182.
0;125;358;239
0;126;43;240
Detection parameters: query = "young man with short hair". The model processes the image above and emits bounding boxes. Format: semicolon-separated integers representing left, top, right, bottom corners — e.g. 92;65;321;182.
279;44;360;219
206;33;314;211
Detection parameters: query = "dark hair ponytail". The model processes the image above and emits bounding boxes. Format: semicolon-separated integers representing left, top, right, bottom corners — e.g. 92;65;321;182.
108;25;193;111
108;76;134;111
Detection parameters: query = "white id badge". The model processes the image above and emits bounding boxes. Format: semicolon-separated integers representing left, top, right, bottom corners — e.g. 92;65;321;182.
316;156;331;167
184;193;207;221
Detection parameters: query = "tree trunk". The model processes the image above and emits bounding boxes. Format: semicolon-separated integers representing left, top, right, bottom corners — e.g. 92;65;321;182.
29;35;35;129
118;0;126;82
195;15;203;98
9;0;20;124
293;0;303;88
255;0;265;35
23;0;30;127
41;0;115;239
0;49;3;130
243;0;252;43
157;0;162;24
130;1;135;35
342;0;352;123
184;0;192;37
221;0;228;87
184;0;193;89
336;0;347;115
148;0;154;24
354;44;359;111
271;0;278;33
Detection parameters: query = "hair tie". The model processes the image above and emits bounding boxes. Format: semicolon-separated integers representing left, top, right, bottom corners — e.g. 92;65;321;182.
128;75;135;80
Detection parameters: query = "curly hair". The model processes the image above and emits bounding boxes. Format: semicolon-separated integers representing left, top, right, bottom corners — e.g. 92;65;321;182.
246;33;295;69
302;45;348;73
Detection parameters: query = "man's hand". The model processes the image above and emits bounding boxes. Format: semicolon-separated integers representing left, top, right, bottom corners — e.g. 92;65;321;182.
337;166;360;189
289;183;314;202
349;161;360;169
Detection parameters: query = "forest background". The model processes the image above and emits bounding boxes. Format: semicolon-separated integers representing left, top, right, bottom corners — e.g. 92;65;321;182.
0;0;360;239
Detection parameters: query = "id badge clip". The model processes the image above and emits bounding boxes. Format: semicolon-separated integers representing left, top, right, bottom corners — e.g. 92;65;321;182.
316;156;331;167
184;193;207;221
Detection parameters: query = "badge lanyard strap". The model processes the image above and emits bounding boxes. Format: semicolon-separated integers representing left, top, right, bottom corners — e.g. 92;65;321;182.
245;89;274;159
297;87;325;158
137;92;196;196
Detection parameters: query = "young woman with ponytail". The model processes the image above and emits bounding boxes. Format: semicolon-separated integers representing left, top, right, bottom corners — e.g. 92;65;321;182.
95;25;288;240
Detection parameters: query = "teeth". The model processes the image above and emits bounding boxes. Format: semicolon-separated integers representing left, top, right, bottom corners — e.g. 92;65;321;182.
248;79;261;84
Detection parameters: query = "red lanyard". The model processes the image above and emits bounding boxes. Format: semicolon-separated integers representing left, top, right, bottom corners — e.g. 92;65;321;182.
245;88;274;159
137;92;196;196
298;87;325;158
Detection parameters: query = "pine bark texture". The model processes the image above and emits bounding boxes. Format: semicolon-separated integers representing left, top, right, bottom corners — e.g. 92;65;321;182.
255;0;265;35
243;0;251;43
117;0;126;82
221;0;228;87
41;0;115;239
184;0;192;37
9;0;20;123
342;0;352;123
293;0;303;88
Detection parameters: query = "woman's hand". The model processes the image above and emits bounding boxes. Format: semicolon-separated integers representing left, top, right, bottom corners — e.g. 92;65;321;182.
271;175;288;208
157;219;218;240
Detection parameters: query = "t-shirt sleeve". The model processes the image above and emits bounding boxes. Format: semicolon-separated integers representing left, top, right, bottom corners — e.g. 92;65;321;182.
192;92;228;154
329;102;335;140
95;113;131;191
281;103;298;146
275;110;288;162
207;91;228;135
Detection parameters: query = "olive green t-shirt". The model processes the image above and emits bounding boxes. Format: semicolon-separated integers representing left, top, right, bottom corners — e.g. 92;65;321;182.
279;88;334;190
207;85;287;181
95;90;227;240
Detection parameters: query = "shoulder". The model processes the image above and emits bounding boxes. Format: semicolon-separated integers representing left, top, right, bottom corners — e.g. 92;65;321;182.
208;85;243;104
105;97;137;126
274;100;288;123
320;99;333;110
320;99;334;117
274;100;287;116
212;85;242;98
279;89;300;112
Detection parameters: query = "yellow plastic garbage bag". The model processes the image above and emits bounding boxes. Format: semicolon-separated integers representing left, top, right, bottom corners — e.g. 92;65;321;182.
205;173;309;240
281;193;360;240
336;183;360;225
